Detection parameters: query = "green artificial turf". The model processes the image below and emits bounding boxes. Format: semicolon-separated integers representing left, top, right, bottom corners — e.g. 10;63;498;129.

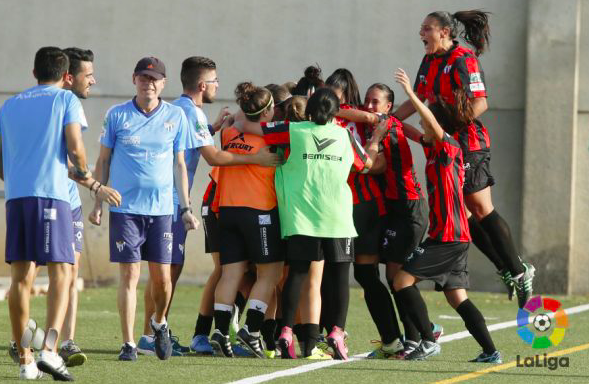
1;286;588;383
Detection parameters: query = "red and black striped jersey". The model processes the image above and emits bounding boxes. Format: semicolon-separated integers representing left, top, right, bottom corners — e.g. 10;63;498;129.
414;41;491;153
422;133;470;243
202;179;216;206
335;104;383;207
381;116;423;201
261;120;368;172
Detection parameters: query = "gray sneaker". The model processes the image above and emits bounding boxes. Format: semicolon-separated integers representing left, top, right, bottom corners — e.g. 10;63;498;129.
59;341;87;367
151;322;173;360
9;341;19;364
404;340;441;361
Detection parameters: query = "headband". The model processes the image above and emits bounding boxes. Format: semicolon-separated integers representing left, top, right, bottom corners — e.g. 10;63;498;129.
244;95;274;116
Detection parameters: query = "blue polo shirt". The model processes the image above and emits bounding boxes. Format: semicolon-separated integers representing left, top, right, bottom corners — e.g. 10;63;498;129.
100;98;189;216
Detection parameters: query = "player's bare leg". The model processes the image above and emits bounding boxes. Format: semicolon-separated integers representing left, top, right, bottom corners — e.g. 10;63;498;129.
142;278;155;336
44;262;72;352
118;263;141;344
9;261;36;364
61;252;81;341
148;262;172;324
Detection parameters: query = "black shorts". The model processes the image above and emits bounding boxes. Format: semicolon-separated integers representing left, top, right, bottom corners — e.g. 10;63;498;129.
352;200;383;256
463;150;495;195
287;235;353;263
381;199;428;264
201;205;220;254
219;207;285;265
402;238;469;291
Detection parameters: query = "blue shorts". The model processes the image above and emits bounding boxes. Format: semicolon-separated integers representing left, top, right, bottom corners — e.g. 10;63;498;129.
72;206;84;253
109;212;173;264
5;197;75;265
171;205;187;265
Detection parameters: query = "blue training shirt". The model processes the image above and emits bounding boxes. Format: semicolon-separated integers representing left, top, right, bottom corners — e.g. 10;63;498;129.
171;95;214;207
100;98;189;216
0;84;87;203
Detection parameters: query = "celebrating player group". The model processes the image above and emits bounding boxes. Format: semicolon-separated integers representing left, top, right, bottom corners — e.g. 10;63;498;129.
0;9;536;381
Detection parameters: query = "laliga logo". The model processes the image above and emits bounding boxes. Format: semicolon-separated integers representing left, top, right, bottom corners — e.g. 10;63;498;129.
516;295;570;370
517;295;568;348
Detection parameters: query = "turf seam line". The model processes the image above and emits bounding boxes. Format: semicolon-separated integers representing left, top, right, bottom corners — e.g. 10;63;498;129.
226;303;589;384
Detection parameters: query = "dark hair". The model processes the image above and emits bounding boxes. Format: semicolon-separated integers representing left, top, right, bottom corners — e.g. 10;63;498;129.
181;56;216;91
325;68;361;106
305;88;339;125
265;83;291;105
429;89;474;134
234;82;273;122
292;65;324;97
285;96;307;122
366;83;395;113
62;47;94;76
34;46;69;82
428;10;491;56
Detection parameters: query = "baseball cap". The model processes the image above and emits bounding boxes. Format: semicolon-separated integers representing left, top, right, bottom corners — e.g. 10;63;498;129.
134;57;166;79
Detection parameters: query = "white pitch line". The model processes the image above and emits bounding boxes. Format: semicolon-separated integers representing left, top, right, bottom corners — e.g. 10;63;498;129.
228;302;589;384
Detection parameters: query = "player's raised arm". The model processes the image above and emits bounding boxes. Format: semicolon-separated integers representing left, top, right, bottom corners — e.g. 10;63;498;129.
394;68;444;143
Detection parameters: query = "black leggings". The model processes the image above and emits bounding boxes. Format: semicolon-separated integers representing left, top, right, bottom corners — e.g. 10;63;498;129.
282;260;350;331
281;260;312;328
320;262;351;331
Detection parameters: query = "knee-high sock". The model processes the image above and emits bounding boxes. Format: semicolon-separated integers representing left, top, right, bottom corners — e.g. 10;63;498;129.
479;210;524;276
456;299;496;354
394;286;435;342
392;288;420;343
468;216;504;271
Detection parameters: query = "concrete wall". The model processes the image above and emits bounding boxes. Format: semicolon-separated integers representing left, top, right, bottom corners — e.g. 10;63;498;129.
570;0;589;294
522;0;589;294
0;0;532;291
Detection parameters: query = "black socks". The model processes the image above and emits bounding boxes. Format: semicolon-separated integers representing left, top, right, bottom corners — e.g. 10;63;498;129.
244;308;265;334
456;299;496;354
194;314;213;337
479;210;525;276
213;309;232;336
301;323;320;357
392;289;420;343
395;286;435;342
262;319;277;350
468;216;505;271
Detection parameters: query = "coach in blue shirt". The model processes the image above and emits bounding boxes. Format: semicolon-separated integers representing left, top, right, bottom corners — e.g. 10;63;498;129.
90;57;198;362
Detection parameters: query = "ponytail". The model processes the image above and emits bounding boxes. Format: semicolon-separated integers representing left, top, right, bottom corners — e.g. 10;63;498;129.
429;89;474;134
428;10;491;56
